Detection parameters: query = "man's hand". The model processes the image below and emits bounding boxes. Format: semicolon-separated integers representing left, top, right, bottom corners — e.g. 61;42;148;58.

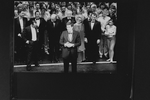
84;38;88;43
26;40;34;44
64;42;75;48
18;33;21;37
26;40;29;44
97;39;100;44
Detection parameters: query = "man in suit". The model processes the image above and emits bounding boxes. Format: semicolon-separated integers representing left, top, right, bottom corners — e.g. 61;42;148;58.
22;21;40;71
14;11;30;62
47;14;62;63
83;11;92;61
84;12;102;64
59;22;81;73
61;10;76;32
29;11;47;61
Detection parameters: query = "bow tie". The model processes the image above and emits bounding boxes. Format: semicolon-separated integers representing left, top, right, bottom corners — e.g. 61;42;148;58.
35;19;40;21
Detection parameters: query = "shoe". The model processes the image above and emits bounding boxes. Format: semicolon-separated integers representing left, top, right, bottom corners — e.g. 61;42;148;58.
82;59;88;62
110;59;113;63
106;59;109;61
35;64;40;67
93;61;96;64
26;66;32;71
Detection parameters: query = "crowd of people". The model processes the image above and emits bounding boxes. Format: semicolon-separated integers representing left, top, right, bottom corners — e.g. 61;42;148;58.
14;1;117;71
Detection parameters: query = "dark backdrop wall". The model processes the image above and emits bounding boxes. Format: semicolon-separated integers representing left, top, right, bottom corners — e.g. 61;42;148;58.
1;0;150;100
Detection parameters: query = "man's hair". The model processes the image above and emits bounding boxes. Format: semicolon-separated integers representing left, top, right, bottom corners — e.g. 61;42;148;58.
30;20;36;25
66;21;74;27
91;12;97;17
35;11;40;15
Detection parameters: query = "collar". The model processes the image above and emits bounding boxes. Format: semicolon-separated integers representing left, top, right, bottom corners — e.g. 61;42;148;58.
68;30;73;34
35;18;40;20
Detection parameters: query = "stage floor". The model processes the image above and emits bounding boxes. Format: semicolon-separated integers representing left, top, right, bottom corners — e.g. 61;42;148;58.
14;61;117;73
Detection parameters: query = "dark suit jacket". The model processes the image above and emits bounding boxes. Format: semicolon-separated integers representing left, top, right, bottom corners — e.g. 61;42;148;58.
61;17;76;32
29;18;46;45
14;17;30;35
84;20;102;44
14;17;30;51
22;25;40;43
47;19;62;45
59;30;81;59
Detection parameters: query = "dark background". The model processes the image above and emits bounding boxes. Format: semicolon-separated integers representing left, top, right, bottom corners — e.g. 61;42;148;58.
0;0;150;100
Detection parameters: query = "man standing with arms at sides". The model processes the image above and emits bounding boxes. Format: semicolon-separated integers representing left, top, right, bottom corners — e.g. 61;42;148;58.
59;22;81;73
84;12;102;64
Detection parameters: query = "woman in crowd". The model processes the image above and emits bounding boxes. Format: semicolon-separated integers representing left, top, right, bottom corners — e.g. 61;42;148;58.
104;19;116;63
73;14;85;63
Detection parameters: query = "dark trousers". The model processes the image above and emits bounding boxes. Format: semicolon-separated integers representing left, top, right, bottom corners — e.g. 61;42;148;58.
86;42;99;62
26;41;40;67
15;37;26;62
49;42;60;62
63;51;77;73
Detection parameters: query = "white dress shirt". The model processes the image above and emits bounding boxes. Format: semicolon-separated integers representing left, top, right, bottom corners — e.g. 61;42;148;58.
35;19;40;27
31;25;37;41
91;22;95;30
19;17;24;32
68;31;73;42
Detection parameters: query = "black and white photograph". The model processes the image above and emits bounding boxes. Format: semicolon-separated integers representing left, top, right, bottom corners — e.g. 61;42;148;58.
3;0;150;100
6;0;137;100
13;1;117;73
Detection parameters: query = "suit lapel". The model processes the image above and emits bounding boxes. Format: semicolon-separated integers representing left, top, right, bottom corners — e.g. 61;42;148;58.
23;17;26;28
93;21;97;30
16;18;21;30
64;31;68;41
72;31;76;42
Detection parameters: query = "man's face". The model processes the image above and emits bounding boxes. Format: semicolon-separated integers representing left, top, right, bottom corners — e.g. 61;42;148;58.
67;5;72;10
51;16;56;22
77;17;82;23
108;20;113;26
91;14;96;21
19;11;25;17
66;25;73;32
36;4;40;9
35;12;40;19
62;7;66;12
100;5;105;9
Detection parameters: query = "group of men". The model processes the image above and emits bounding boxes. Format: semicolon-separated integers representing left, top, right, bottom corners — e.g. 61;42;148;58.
14;1;117;72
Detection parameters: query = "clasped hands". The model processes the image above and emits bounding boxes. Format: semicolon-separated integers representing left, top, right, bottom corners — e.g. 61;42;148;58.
64;42;75;48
